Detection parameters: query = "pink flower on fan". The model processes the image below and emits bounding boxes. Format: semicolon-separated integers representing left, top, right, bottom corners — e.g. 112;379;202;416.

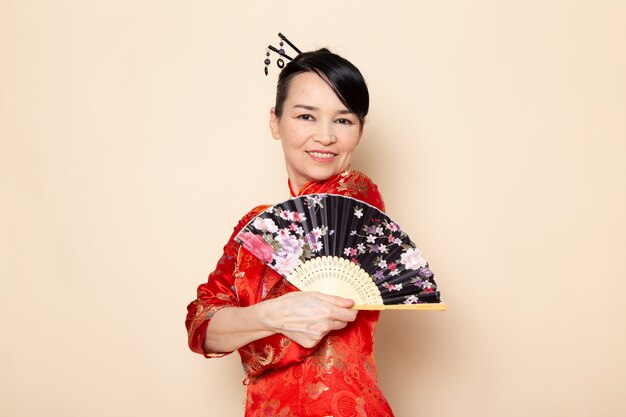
237;232;275;263
383;282;403;291
310;241;323;252
291;211;306;222
400;248;427;270
276;228;291;242
253;217;278;233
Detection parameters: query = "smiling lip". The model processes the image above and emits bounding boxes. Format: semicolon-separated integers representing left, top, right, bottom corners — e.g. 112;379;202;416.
306;150;337;163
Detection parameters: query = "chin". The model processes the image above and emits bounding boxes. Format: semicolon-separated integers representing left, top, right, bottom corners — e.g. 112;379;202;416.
308;167;341;181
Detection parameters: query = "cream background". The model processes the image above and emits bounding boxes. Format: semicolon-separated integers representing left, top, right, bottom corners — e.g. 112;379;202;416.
1;1;625;416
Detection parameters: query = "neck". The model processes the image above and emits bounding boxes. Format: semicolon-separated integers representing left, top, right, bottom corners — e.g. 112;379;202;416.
288;177;300;196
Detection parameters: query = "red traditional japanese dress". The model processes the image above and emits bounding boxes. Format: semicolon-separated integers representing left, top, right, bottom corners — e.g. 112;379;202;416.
186;170;394;417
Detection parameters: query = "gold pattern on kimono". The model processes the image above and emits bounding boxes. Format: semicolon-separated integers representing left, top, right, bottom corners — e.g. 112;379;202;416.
243;337;291;375
306;381;329;400
189;302;220;336
215;292;234;302
255;399;296;417
306;336;350;380
337;172;370;197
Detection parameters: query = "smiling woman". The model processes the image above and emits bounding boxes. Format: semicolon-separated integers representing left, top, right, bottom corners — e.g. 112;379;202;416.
186;46;394;416
270;71;363;194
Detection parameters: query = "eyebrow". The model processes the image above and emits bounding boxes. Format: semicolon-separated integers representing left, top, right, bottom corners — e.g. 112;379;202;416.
293;104;318;111
292;104;354;115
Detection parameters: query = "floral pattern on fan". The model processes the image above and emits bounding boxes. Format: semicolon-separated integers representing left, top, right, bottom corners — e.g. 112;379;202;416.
236;194;440;305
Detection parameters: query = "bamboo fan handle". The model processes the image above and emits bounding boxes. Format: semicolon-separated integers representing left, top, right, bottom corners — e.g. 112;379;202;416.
353;303;447;311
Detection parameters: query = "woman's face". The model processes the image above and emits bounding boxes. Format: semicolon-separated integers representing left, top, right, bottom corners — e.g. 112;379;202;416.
270;71;363;193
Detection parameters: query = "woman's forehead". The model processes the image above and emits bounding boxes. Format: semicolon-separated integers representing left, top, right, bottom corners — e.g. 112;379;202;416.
285;72;347;110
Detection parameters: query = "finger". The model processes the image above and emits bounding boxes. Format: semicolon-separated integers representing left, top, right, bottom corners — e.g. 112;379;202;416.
331;319;349;331
331;307;358;323
308;291;355;307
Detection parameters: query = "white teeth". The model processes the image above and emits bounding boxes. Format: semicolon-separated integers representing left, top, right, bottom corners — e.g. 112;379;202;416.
308;151;335;158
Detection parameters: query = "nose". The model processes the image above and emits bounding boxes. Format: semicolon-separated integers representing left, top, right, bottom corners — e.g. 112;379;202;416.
313;122;336;145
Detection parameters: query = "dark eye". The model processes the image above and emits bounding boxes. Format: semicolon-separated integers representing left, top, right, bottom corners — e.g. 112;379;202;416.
336;118;354;125
297;114;315;121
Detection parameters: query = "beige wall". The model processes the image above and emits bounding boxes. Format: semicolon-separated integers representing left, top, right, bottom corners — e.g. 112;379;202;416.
1;1;625;416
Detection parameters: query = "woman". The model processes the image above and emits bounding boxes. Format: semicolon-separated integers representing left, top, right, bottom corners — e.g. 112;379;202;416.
186;48;394;416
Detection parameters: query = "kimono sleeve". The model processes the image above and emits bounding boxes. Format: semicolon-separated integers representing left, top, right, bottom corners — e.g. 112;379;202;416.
185;208;264;358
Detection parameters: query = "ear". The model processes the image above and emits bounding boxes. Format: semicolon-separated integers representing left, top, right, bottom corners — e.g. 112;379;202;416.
269;107;280;140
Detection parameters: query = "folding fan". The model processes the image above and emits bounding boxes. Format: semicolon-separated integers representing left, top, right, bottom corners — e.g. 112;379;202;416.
234;194;445;310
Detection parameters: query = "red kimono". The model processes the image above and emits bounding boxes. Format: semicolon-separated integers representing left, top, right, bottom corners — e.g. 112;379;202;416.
186;170;394;417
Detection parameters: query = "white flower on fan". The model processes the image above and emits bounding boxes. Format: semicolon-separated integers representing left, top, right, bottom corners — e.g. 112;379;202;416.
279;235;304;258
400;248;427;270
310;241;323;252
273;253;301;275
366;235;376;243
357;243;366;253
253;217;278;233
306;195;324;208
354;207;363;218
378;244;388;254
404;295;419;304
378;259;387;269
344;247;357;257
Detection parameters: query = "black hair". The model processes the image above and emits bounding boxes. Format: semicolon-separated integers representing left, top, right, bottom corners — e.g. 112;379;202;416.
274;48;369;124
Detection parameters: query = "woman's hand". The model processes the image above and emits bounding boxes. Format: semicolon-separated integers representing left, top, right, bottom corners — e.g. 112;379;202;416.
203;291;357;354
261;291;357;348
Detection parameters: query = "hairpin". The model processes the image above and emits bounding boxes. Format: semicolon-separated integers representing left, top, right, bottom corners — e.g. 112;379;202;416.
264;33;302;75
